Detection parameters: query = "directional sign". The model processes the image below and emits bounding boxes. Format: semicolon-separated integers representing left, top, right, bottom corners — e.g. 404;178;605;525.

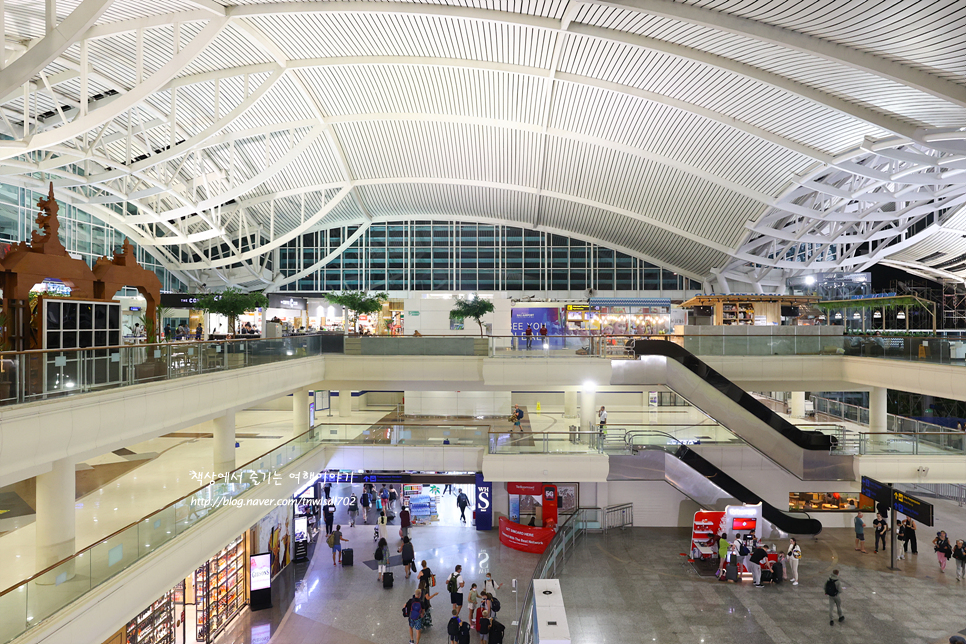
893;490;934;526
861;476;892;506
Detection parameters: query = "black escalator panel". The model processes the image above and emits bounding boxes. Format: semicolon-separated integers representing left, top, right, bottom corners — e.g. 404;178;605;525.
632;340;832;450
675;446;822;535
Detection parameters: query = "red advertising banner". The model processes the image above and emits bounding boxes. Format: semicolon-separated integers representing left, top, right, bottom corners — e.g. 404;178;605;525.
499;517;555;554
543;485;558;528
507;482;544;495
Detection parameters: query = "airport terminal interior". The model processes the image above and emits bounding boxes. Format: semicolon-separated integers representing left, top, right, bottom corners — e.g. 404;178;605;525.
2;1;966;643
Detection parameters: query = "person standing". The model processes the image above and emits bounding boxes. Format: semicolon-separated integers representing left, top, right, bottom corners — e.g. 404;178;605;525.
467;584;480;625
478;610;491;644
195;323;203;340
323;480;332;500
380;484;390;511
399;536;416;579
418;560;434;595
360;487;371;523
400;504;412;539
456;489;471;523
825;569;845;625
323;498;336;536
330;524;348;565
448;610;462;644
906;518;919;554
376;537;390;582
538;324;548;347
953;539;966;581
448;565;465;616
405;589;426;644
787;538;802;586
348;493;359;528
854;512;868;553
749;543;769;587
896;519;906;560
717;533;730;577
482;572;502;595
934;530;952;573
874;513;888;554
598;406;607;431
525;324;533;349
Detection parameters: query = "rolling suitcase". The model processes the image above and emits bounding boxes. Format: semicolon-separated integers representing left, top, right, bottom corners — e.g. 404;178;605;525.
760;569;773;583
772;561;783;584
342;548;353;566
726;562;739;582
383;571;394;588
489;619;506;644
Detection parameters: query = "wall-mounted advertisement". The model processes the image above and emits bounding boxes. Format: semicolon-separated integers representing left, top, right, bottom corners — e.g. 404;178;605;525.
256;504;292;580
250;553;271;591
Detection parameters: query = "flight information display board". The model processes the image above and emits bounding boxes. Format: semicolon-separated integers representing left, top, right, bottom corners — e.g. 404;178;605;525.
893;490;934;526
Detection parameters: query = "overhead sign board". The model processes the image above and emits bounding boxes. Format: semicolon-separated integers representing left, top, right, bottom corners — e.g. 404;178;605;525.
861;476;892;506
566;304;589;311
160;293;204;308
893;489;934;526
268;293;307;311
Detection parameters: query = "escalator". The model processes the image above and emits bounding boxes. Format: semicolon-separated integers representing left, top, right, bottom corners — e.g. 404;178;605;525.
609;440;823;535
612;340;854;480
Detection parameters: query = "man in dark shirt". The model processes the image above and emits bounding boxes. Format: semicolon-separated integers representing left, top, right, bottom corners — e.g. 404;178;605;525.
400;505;412;539
874;513;888;554
323;499;336;535
749;544;769;587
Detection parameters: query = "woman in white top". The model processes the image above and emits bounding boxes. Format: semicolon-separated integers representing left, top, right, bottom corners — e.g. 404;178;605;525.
598;406;607;430
377;510;388;541
787;537;802;585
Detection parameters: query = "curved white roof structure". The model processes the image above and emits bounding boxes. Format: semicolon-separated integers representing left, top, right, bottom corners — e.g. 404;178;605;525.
2;0;965;290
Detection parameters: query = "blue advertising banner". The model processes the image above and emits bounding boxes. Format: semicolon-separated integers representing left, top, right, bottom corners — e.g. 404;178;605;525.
475;472;493;531
510;307;566;348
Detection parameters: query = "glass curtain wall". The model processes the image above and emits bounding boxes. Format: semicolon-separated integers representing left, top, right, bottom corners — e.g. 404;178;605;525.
278;221;701;293
0;183;186;292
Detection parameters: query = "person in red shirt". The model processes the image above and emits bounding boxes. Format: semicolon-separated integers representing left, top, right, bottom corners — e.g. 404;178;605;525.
524;325;533;349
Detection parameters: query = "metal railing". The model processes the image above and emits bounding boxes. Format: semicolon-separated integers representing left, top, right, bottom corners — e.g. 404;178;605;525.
513;507;601;644
604;503;633;530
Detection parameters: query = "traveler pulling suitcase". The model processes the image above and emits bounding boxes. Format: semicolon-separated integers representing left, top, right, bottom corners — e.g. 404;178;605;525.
342;548;353;566
383;571;394;588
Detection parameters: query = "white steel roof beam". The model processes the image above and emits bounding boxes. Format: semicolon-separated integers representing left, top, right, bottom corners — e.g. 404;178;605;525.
587;0;966;109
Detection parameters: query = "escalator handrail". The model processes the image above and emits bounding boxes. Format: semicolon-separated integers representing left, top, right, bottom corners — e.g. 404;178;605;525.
631;340;833;450
673;445;823;536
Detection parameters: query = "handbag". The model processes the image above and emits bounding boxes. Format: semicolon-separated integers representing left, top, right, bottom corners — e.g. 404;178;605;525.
411;561;418;573
431;574;436;587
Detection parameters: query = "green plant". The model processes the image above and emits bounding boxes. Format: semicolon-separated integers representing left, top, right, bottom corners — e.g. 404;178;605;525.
137;312;157;344
449;296;495;336
196;288;269;334
324;291;388;331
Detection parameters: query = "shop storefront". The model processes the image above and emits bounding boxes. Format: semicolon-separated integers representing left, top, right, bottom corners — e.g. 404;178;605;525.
120;533;250;644
510;299;671;350
323;471;477;526
293;475;322;561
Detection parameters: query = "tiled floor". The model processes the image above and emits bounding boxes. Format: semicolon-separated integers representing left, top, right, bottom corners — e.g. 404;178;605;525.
214;483;538;644
559;525;966;644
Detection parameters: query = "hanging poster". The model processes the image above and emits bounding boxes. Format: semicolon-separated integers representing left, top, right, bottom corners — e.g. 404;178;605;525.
542;485;558;528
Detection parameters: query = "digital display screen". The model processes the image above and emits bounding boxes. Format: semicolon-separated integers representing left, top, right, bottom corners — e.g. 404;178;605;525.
250;553;271;591
294;516;308;542
732;518;756;530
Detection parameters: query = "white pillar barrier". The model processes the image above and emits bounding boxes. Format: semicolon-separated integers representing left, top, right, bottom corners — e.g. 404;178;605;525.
293;388;309;435
213;410;236;474
36;457;76;575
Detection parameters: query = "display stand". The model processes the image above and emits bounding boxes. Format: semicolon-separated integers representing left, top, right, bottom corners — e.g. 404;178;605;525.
126;589;174;644
408;494;437;523
690;510;724;561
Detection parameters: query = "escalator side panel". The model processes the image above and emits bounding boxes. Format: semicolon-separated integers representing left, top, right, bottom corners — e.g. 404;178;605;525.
632;340;832;450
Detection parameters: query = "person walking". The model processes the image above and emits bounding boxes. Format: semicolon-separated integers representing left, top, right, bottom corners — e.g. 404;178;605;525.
456;489;471;523
389;485;399;512
934;530;953;573
825;569;845;626
329;524;348;565
418;560;435;594
400;504;412;539
749;543;769;587
874;513;889;554
348;493;359;527
854;512;868;553
378;510;389;541
376;537;390;582
404;589;427;644
195;323;203;340
448;565;466;616
323;498;336;536
787;537;802;585
467;584;480;625
360;487;371;523
482;572;502;595
323;480;332;500
399;536;416;579
953;539;966;581
380;484;390;511
448;610;463;644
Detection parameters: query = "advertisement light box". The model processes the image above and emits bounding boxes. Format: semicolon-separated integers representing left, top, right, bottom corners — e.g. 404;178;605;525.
250;553;272;591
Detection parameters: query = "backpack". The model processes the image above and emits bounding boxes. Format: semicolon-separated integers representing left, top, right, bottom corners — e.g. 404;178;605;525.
448;617;461;637
403;598;423;619
447;573;460;593
375;547;383;561
739;543;749;557
824;578;838;597
490;596;501;612
326;532;335;548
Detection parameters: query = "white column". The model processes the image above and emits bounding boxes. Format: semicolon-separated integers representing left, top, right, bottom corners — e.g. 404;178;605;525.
869;387;887;432
580;387;597;432
213;410;236;474
36;457;75;573
563;390;578;418
293;388;309;435
339;390;352;417
790;391;806;418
